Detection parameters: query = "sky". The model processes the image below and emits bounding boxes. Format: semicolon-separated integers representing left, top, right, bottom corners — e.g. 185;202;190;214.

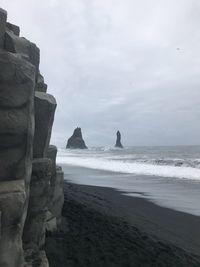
1;0;200;147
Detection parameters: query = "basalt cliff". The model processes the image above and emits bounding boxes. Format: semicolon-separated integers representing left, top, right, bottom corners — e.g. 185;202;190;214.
0;8;64;267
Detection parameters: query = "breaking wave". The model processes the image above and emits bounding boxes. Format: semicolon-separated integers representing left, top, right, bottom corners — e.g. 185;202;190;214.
57;155;200;181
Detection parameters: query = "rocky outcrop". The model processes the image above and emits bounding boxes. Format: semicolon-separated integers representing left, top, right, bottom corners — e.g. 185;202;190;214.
35;73;47;93
115;130;123;148
0;180;26;267
46;146;64;232
4;30;40;79
0;50;35;181
0;8;64;267
6;22;20;36
23;159;52;266
0;8;7;48
0;9;35;265
66;127;88;149
33;92;56;158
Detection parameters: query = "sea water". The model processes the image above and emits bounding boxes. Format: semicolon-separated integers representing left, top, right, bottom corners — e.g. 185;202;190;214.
57;146;200;216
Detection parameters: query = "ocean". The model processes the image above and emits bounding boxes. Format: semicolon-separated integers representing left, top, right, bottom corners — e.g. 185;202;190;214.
57;146;200;216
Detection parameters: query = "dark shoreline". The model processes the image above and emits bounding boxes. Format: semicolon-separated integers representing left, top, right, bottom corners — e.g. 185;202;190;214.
46;181;200;267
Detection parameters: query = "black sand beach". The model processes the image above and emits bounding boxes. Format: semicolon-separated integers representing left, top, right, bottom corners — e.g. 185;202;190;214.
46;181;200;267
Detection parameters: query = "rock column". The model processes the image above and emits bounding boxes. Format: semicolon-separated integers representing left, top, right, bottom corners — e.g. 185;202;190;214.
0;7;64;267
0;8;35;267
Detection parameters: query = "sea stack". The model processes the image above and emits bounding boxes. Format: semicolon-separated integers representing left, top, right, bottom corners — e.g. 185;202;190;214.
66;127;88;149
115;130;123;148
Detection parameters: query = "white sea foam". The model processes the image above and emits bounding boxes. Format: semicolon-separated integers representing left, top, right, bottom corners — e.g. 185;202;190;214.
57;156;200;181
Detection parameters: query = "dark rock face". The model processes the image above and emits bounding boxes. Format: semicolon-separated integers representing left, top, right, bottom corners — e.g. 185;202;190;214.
47;145;57;178
4;30;40;79
0;8;7;48
66;127;88;149
46;146;64;232
6;22;20;36
35;73;48;93
0;50;35;182
0;8;64;267
5;31;31;59
33;92;57;158
115;130;123;148
23;158;52;252
0;50;35;108
0;180;26;267
0;9;35;265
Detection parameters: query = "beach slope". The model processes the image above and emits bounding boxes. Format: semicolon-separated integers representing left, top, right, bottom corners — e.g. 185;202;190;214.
46;181;200;267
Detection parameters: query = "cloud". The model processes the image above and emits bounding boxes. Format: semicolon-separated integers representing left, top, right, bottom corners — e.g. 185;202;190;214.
1;0;200;147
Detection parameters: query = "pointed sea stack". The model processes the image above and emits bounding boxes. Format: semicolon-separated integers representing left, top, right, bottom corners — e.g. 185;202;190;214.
66;127;88;149
115;130;123;148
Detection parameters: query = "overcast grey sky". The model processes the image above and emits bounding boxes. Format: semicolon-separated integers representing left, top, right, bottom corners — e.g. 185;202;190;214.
2;0;200;147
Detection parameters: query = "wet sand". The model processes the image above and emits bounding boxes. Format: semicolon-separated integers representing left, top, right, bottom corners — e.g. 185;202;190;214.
46;181;200;267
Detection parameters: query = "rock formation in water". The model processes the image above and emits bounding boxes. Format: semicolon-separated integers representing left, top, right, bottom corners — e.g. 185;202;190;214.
115;130;123;148
0;8;64;267
66;127;88;149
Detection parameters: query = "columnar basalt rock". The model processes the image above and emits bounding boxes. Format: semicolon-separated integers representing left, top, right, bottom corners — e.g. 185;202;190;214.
6;22;20;36
35;73;47;93
4;30;40;79
0;50;35;181
0;180;26;267
46;146;64;232
0;11;35;265
33;92;57;158
0;8;64;267
0;8;7;48
49;166;64;228
23;158;52;266
47;145;57;179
